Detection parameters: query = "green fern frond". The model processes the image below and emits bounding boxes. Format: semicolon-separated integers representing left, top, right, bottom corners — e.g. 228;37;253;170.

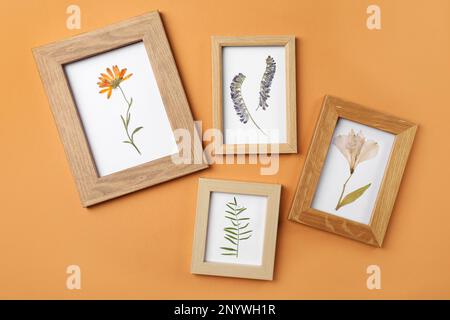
220;197;253;258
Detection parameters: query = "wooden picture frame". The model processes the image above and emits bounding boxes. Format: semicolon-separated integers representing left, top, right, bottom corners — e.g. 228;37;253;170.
288;95;417;247
191;178;281;280
33;11;208;207
212;36;297;155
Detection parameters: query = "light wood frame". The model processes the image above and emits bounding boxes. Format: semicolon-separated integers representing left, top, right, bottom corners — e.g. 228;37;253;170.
212;36;297;155
288;95;417;247
191;178;281;280
33;11;208;207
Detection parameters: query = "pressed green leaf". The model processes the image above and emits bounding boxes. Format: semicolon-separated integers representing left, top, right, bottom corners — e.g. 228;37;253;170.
234;207;246;216
131;126;143;139
123;141;132;144
224;236;237;245
120;115;127;127
126;113;130;126
238;223;249;230
221;197;253;258
224;229;238;236
220;247;237;251
337;183;371;210
226;204;235;211
224;233;238;240
129;97;133;106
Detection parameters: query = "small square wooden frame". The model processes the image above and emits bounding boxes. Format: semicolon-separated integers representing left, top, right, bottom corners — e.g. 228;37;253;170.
288;95;417;247
212;36;297;155
33;11;208;207
191;178;281;280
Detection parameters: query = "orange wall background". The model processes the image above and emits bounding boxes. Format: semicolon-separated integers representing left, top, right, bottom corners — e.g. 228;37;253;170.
1;0;449;299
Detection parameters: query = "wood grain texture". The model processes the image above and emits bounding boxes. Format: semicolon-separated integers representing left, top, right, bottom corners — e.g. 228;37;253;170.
288;95;417;247
33;11;208;207
211;36;297;155
191;178;281;280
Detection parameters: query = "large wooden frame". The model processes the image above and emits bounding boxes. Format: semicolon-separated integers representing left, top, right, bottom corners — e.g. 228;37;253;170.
191;178;281;280
33;11;208;207
212;36;297;155
288;95;417;247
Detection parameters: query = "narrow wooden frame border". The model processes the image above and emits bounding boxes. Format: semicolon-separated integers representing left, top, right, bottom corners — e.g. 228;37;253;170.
191;178;281;280
33;11;208;207
212;36;297;155
288;95;417;247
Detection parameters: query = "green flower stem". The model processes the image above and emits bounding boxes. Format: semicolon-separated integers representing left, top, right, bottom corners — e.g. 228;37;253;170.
246;109;268;137
118;85;141;155
335;173;353;210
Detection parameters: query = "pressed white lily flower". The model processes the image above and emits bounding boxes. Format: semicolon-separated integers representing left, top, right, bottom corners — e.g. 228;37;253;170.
334;129;379;174
333;129;379;210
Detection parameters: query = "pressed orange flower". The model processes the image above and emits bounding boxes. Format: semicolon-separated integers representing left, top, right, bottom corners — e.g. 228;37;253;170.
96;65;142;155
97;65;133;99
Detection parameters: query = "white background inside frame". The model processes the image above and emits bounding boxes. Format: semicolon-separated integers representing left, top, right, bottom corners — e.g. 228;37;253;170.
64;42;178;177
311;118;395;224
204;192;268;266
222;46;287;144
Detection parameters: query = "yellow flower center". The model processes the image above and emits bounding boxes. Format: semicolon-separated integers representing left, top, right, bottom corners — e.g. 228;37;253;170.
111;78;122;89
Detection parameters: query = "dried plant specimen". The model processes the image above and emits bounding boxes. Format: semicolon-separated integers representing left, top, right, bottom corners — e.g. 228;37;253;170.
333;129;379;210
257;56;276;111
229;55;277;136
97;65;143;155
220;197;252;258
230;73;266;136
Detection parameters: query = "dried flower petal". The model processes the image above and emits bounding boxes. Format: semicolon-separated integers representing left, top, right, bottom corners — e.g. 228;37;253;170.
97;65;133;99
333;129;379;173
